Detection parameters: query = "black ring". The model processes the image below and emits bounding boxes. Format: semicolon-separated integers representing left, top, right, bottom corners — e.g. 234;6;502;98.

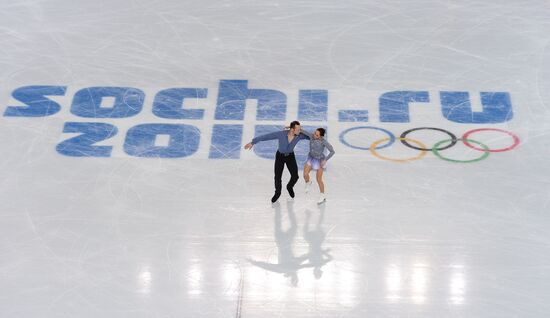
400;127;457;151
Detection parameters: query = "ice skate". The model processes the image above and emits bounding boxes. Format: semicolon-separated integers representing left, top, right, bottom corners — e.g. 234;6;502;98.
317;193;326;204
287;184;295;198
271;191;281;203
305;180;312;193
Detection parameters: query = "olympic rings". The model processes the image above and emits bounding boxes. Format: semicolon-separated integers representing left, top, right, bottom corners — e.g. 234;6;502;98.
338;126;521;163
370;137;428;162
432;138;490;163
400;127;457;151
339;126;395;150
462;128;520;152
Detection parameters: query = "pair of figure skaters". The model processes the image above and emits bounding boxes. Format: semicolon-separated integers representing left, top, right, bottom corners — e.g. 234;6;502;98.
244;121;335;204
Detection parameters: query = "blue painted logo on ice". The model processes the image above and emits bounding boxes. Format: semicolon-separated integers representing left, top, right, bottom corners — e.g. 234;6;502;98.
2;80;514;160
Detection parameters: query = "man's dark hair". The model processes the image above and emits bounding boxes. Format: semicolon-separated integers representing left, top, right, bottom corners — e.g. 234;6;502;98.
317;128;326;137
289;121;301;128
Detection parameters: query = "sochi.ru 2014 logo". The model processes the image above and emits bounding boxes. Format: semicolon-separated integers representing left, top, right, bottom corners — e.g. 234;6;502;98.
2;80;519;163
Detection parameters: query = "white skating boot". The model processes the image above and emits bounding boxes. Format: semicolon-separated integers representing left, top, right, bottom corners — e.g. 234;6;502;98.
317;193;326;204
305;181;312;193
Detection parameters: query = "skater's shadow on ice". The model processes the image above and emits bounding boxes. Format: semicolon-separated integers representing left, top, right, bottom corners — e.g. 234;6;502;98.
248;200;332;286
248;200;305;286
302;204;332;280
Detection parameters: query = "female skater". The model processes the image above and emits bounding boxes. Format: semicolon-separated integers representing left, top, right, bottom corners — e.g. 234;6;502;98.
301;128;335;204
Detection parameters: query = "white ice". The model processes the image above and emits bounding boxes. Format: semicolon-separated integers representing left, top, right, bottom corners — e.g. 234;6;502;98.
1;1;550;317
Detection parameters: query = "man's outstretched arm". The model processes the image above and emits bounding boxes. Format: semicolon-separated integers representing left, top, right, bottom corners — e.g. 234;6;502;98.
244;130;282;149
300;129;312;140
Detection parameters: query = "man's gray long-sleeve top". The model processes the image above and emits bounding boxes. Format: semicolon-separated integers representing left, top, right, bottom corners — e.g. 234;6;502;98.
251;130;308;154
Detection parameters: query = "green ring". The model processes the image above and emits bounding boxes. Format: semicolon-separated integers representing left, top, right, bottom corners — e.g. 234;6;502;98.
432;138;490;163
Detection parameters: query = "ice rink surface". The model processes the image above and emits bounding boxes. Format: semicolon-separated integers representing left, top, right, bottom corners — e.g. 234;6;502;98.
1;1;550;317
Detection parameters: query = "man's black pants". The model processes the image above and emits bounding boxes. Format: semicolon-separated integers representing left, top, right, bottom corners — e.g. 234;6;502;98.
274;151;299;194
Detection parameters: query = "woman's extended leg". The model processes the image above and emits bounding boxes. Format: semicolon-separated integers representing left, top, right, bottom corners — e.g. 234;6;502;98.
303;163;312;183
304;163;313;193
316;168;324;193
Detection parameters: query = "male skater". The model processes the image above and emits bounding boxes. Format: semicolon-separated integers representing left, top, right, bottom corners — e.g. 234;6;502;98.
244;121;308;203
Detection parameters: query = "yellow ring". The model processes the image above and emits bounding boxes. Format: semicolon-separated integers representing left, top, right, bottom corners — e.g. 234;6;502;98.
369;137;428;162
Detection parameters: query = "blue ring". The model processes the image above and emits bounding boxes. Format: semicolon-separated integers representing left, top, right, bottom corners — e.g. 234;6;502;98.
339;126;396;150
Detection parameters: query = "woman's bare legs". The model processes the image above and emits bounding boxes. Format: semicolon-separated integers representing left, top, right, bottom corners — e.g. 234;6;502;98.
304;164;313;193
303;164;312;183
316;168;324;193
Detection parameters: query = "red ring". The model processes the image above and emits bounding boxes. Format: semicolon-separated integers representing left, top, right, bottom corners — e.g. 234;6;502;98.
462;128;520;152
